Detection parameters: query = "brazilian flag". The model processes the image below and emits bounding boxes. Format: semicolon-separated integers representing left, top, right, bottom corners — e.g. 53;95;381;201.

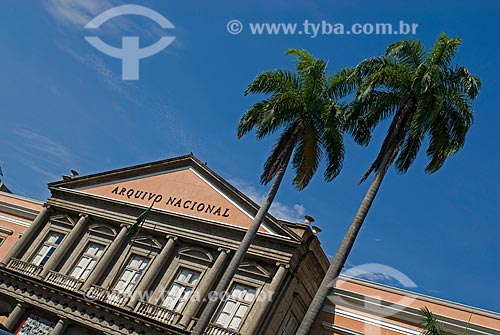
127;204;153;237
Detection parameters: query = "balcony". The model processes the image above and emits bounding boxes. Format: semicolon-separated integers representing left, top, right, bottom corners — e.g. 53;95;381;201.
205;324;241;335
136;301;181;325
86;285;128;307
189;319;241;335
45;271;84;290
7;258;42;276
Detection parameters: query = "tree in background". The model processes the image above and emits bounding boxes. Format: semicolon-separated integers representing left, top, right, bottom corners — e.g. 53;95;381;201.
192;49;353;334
420;307;446;335
296;33;481;334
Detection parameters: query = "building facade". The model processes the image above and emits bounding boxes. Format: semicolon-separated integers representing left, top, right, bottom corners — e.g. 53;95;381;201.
0;190;42;327
0;155;498;335
0;155;329;335
0;190;42;261
319;276;500;335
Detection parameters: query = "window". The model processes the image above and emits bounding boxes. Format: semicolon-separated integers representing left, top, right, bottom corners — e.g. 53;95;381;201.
162;267;201;311
215;283;256;330
279;312;299;335
16;313;55;335
31;232;65;266
70;243;105;280
0;236;4;246
113;255;150;294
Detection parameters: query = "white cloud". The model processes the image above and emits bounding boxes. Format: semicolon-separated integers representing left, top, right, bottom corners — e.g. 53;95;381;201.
10;128;80;176
14;128;73;163
20;160;60;181
56;42;139;104
43;0;115;27
228;178;306;223
43;0;172;39
44;1;176;101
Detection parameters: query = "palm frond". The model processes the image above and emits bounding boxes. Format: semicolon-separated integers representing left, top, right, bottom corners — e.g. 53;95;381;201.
261;122;299;185
419;307;446;335
386;38;425;70
244;69;299;96
427;33;462;71
322;125;345;181
394;129;424;173
327;67;358;99
292;123;322;190
444;66;481;99
237;101;268;138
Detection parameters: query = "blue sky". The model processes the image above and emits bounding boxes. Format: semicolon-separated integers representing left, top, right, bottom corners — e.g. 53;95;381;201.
0;0;498;312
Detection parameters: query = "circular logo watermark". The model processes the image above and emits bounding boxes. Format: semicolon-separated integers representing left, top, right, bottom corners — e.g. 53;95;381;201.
84;5;176;80
327;263;418;318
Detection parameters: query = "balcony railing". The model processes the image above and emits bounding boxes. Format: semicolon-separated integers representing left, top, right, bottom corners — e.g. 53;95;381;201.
8;258;42;276
190;319;241;335
136;301;181;325
45;271;84;290
86;285;127;307
205;324;241;335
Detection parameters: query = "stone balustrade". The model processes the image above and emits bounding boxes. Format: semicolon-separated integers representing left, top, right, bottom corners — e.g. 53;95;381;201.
7;258;42;276
46;271;84;290
86;285;127;307
136;301;181;325
204;324;241;335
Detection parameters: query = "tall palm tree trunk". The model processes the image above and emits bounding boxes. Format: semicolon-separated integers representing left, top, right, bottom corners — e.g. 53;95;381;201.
192;146;293;335
296;102;413;334
295;151;392;335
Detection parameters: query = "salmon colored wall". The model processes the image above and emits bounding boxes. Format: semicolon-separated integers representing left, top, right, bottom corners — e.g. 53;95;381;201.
0;193;41;212
0;192;41;262
79;168;270;233
335;278;500;329
317;277;500;334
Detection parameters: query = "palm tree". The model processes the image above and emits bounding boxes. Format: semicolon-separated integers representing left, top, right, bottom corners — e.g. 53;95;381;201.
192;49;351;334
420;307;446;335
296;33;481;334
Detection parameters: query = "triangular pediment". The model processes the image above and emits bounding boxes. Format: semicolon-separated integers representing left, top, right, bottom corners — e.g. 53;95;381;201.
135;235;162;249
238;262;271;278
50;214;77;226
72;165;275;234
49;155;298;238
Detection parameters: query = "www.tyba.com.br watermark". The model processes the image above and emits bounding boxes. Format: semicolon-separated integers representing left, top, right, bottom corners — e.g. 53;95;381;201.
227;19;418;37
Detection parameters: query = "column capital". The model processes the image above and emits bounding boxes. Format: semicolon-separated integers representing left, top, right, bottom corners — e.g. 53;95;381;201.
166;235;178;242
276;262;290;269
78;213;90;219
14;301;26;309
55;316;68;323
50;316;69;335
42;204;55;213
217;247;231;254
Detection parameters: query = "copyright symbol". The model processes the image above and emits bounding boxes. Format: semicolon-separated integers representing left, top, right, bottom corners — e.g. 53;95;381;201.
227;19;243;34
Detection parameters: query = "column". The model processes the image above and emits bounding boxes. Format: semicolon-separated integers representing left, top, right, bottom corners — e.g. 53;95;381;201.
49;318;68;335
4;302;26;332
81;225;128;291
244;262;289;334
126;235;178;309
177;248;231;329
40;214;91;278
1;205;52;267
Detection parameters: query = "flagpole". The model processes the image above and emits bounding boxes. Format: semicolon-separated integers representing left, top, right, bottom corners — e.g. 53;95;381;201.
106;202;154;290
